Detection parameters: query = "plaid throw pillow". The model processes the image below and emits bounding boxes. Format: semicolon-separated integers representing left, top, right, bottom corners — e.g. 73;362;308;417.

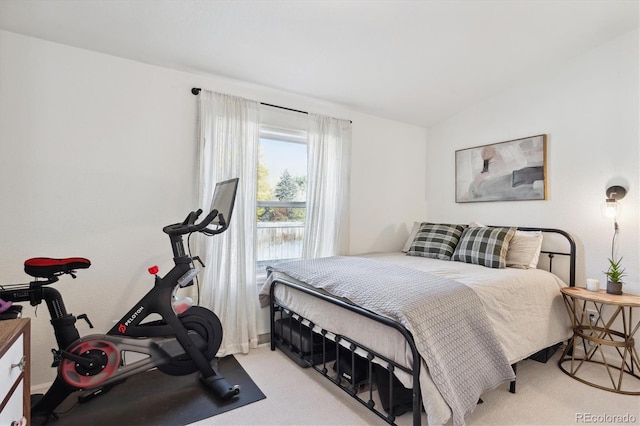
407;223;466;260
452;226;517;268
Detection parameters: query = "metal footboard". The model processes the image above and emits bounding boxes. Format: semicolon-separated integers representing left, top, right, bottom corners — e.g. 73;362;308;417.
269;278;423;425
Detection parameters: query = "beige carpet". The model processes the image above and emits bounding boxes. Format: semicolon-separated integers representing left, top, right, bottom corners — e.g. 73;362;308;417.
189;345;639;425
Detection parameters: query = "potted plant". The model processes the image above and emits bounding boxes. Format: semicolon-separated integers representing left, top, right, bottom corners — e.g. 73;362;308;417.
604;257;625;295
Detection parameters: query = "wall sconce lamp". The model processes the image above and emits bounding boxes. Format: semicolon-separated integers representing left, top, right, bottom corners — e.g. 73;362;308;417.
602;185;627;224
602;185;627;260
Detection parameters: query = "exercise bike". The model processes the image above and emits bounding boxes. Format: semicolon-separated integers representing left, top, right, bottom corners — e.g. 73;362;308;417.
0;178;241;424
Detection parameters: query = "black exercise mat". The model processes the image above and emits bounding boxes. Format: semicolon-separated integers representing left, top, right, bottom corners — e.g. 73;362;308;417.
54;355;265;425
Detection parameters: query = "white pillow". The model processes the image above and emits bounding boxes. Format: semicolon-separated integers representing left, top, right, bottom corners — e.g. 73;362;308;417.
401;221;422;252
506;230;543;269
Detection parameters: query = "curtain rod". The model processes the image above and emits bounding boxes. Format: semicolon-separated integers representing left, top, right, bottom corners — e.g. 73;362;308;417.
191;87;351;123
191;87;307;115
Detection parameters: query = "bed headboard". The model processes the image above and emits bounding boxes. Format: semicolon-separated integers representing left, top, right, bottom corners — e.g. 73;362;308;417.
517;227;576;287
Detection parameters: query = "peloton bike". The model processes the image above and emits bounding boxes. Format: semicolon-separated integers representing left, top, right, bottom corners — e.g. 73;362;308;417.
0;178;241;424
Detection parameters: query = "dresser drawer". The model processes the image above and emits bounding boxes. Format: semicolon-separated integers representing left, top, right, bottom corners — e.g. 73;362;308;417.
0;334;24;404
1;319;30;426
0;379;24;426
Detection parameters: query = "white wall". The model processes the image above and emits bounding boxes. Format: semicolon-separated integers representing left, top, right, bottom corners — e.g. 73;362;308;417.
426;29;639;296
350;115;428;254
0;30;427;386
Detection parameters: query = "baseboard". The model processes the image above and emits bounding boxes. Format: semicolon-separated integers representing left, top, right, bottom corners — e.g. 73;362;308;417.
31;381;52;394
258;332;270;345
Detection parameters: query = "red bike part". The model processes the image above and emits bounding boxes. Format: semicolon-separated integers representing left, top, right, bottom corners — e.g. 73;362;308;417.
60;339;120;389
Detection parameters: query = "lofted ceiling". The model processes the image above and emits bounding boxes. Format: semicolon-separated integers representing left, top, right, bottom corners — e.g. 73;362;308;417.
0;0;638;127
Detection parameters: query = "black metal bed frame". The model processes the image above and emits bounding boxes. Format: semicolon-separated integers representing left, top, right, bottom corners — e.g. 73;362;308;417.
268;227;576;426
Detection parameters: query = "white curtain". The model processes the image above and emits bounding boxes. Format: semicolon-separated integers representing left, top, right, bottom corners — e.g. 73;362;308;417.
302;114;352;258
197;90;259;356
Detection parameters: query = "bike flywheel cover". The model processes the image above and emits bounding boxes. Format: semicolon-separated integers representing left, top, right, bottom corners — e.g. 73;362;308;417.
60;338;120;389
157;306;223;376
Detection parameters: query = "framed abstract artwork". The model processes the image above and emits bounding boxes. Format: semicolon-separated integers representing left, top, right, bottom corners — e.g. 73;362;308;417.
455;134;547;203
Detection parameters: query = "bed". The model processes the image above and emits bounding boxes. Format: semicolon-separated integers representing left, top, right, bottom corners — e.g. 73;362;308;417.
258;224;576;426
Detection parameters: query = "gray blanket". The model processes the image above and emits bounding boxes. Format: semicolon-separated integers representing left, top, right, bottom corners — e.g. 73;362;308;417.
266;256;515;426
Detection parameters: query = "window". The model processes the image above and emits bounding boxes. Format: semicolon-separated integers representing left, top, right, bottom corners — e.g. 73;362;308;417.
256;122;308;271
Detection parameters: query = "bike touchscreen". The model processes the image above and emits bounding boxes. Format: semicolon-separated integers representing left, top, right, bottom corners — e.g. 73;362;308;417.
208;177;239;229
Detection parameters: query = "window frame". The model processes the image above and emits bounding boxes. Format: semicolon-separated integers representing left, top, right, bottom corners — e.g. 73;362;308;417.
255;118;309;276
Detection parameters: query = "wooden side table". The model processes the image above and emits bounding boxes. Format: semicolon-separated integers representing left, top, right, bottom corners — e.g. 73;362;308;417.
559;287;640;395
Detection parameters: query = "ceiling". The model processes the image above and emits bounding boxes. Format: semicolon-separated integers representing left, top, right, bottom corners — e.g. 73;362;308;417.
1;0;638;127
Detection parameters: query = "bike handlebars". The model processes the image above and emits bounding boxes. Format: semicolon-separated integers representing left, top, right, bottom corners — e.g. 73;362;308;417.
163;178;238;258
162;208;228;237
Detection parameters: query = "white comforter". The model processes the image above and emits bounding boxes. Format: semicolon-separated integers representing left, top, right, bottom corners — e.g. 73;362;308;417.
260;252;571;425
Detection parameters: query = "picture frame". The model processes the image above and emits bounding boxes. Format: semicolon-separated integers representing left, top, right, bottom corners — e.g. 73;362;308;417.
455;134;547;203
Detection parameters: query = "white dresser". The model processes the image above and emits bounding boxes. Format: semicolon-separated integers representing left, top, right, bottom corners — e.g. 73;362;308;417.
0;318;30;426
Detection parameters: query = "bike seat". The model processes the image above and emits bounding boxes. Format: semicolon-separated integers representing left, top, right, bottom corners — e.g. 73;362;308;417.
24;257;91;278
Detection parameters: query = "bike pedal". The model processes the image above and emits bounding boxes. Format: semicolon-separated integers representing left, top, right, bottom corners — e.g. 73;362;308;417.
50;349;61;368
